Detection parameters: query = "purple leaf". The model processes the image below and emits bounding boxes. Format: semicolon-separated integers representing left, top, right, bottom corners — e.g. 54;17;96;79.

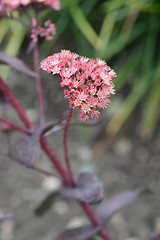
26;40;35;54
150;231;160;240
60;173;104;204
0;214;14;221
42;118;101;137
54;225;102;240
15;127;41;167
96;188;143;222
43;124;65;137
0;52;36;78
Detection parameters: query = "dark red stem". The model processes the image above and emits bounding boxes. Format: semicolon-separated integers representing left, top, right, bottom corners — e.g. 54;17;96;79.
0;117;31;134
100;229;114;240
33;165;59;178
80;202;101;225
63;108;75;185
40;135;112;239
80;202;113;240
33;42;45;128
40;136;72;186
0;78;34;129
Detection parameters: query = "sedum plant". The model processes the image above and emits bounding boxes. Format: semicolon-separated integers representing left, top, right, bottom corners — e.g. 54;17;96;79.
0;1;150;240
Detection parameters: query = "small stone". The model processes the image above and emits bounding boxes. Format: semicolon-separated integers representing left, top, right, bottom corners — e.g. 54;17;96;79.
41;177;61;192
77;146;92;162
53;200;68;215
79;164;96;174
114;138;132;156
66;216;88;228
124;238;139;240
1;220;14;240
154;216;160;232
111;213;129;239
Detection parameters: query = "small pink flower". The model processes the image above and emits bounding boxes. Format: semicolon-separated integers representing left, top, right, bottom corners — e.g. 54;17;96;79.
40;50;116;121
20;0;31;5
31;17;37;27
30;19;56;42
0;0;60;14
43;0;60;10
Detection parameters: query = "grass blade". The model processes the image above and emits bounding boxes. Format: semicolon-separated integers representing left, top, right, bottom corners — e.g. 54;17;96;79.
68;0;103;50
106;69;153;136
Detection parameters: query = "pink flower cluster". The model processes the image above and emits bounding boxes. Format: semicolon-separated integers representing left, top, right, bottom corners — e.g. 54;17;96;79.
0;0;59;14
31;19;56;42
40;50;116;121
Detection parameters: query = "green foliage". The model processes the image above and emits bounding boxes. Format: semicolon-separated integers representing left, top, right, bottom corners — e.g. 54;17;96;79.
56;0;160;139
0;12;26;78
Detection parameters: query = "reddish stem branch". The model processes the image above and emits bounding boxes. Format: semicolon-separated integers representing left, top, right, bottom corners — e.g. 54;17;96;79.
0;124;11;132
33;34;45;128
100;229;114;240
33;165;59;178
41;134;112;240
40;136;72;186
0;78;34;129
80;202;113;240
0;117;31;134
63;108;75;186
40;135;112;239
80;202;101;225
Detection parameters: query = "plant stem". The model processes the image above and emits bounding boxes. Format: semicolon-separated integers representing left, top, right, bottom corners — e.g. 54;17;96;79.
80;202;113;240
33;165;59;178
0;124;11;132
0;117;31;134
40;135;112;239
63;108;75;185
40;136;72;186
33;42;45;128
100;229;114;240
0;78;34;129
0;77;67;184
80;202;101;225
40;134;113;239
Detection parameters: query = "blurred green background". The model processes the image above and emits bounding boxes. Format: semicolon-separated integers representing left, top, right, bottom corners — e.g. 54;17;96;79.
0;0;160;139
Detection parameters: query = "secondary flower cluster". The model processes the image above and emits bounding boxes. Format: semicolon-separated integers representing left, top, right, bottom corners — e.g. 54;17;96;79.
41;50;116;121
0;0;59;14
31;19;56;42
